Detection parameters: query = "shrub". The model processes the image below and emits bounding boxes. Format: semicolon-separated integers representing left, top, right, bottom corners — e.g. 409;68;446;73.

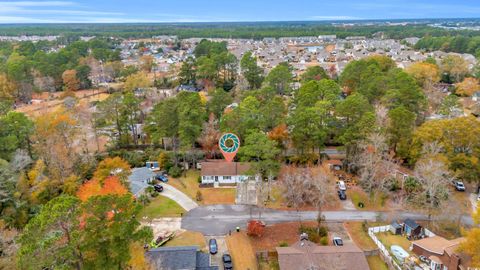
362;220;368;232
278;241;289;247
197;176;202;183
319;236;328;246
145;186;154;195
168;166;182;178
298;225;328;244
196;191;203;202
157;152;173;170
137;194;150;206
317;226;328;237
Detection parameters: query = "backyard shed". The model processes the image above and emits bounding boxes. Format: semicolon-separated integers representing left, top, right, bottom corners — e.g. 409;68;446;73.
404;218;422;238
390;221;403;235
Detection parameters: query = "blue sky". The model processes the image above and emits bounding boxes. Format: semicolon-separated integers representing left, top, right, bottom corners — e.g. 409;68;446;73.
0;0;479;23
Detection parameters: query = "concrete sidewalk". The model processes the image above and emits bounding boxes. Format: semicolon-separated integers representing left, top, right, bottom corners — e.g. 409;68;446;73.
161;183;199;211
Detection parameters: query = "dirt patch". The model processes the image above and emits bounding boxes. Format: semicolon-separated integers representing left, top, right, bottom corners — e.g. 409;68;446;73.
141;217;182;239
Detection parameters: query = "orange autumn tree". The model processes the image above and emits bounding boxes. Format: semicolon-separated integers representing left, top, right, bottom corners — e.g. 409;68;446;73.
77;176;129;202
456;77;480;97
268;123;289;150
62;69;80;92
93;157;131;184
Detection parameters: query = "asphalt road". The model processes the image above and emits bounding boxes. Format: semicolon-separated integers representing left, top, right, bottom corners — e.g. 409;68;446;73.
181;204;474;235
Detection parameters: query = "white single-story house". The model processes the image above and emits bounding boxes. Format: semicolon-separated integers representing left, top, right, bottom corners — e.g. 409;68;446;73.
200;162;256;185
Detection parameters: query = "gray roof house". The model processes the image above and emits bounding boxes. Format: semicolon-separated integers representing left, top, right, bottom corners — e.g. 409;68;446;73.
146;246;218;270
128;167;155;197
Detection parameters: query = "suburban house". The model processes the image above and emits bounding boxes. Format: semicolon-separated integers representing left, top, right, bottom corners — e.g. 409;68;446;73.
200;161;256;185
411;236;468;270
128;167;155;197
146;246;218;270
276;239;370;270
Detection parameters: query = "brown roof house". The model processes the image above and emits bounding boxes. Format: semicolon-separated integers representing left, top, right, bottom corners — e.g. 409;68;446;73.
200;162;257;186
276;239;370;270
412;236;468;270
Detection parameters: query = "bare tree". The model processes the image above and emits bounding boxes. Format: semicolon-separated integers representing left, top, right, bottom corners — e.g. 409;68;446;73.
414;157;451;216
355;132;396;199
375;104;389;127
282;166;306;223
281;166;334;229
304;168;334;232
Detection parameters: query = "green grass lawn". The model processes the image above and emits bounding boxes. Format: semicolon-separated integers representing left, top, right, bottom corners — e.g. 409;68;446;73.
139;195;186;219
367;255;388;270
348;188;387;211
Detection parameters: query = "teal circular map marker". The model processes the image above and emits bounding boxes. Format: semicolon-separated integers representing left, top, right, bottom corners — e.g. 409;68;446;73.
219;133;240;162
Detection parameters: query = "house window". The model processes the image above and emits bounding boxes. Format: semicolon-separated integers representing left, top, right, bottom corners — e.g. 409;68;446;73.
430;261;442;270
224;176;231;180
203;176;212;181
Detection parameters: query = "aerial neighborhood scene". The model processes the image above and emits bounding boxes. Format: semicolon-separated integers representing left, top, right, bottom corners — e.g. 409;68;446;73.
1;0;480;270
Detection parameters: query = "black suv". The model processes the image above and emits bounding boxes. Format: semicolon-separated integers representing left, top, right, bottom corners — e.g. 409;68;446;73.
153;184;163;192
222;253;233;270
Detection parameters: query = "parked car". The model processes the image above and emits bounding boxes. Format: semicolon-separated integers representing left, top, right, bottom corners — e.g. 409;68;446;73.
338;180;347;191
337;190;347;200
333;237;343;246
419;255;430;264
153;184;163;192
222;253;233;270
155;174;168;182
209;238;218;254
452;180;466;191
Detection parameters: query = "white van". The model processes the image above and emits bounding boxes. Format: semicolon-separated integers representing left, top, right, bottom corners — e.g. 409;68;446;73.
338;180;347;191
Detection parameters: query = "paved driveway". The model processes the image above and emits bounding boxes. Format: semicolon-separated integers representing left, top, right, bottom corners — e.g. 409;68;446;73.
161;183;199;211
182;205;474;235
205;236;228;268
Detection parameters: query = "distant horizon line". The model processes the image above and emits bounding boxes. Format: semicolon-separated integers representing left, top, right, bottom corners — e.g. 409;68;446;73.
0;17;479;25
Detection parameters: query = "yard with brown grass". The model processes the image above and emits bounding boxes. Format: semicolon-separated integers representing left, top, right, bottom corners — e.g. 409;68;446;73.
376;232;412;253
344;222;377;250
169;170;236;205
226;232;258;270
165;231;206;251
